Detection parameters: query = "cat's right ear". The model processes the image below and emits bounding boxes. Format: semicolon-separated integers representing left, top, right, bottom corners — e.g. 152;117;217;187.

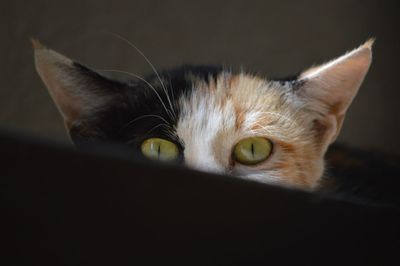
294;40;373;150
32;39;127;141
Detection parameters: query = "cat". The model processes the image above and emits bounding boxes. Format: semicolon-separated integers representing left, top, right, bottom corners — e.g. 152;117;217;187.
32;38;373;190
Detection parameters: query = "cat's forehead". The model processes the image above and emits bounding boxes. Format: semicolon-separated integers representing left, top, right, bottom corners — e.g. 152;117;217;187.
184;72;292;111
179;72;301;131
176;72;307;142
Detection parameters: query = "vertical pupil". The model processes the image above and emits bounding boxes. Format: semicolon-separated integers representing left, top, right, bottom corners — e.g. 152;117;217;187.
251;142;254;157
157;143;161;159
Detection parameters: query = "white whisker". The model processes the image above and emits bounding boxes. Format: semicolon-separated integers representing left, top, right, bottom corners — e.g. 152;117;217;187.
120;114;170;131
97;69;175;120
102;31;177;119
146;123;170;135
167;76;176;113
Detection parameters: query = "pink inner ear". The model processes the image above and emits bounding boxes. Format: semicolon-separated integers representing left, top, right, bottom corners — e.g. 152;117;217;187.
299;41;373;114
298;40;373;145
33;43;84;121
313;114;342;149
34;42;120;129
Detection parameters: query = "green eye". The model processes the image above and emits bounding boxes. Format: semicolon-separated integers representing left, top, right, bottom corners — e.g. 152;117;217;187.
141;138;179;162
233;137;273;165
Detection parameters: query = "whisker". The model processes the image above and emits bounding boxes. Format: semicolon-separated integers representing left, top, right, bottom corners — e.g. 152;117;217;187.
125;123;172;146
97;69;175;120
120;114;170;131
146;123;170;135
102;31;177;120
167;76;176;113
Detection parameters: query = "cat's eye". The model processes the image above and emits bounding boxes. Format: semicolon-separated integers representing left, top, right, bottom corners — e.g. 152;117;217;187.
232;137;273;165
141;138;179;162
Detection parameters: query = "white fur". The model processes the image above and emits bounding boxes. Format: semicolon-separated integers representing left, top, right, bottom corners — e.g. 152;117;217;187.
175;73;309;186
176;87;235;173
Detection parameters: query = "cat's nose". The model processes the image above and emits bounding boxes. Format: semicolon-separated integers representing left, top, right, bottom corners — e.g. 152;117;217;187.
184;157;225;175
186;162;225;175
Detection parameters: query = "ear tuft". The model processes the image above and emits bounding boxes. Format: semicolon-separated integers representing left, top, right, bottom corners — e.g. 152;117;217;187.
361;37;375;50
33;40;74;73
30;38;46;50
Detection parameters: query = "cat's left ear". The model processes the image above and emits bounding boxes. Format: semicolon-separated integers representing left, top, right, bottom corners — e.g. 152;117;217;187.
32;39;128;143
296;39;373;146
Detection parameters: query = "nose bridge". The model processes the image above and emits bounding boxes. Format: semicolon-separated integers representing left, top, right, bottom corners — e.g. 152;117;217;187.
177;91;230;175
184;142;225;174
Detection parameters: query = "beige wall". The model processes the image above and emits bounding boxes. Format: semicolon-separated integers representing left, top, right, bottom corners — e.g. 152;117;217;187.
1;0;399;153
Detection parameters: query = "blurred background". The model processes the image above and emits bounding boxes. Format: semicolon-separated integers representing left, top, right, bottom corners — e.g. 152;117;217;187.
0;0;399;153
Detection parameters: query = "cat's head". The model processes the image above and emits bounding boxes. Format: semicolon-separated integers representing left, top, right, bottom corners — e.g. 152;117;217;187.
33;39;373;189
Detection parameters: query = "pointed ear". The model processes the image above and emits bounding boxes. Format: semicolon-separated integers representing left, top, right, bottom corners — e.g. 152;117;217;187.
32;39;127;141
296;39;373;146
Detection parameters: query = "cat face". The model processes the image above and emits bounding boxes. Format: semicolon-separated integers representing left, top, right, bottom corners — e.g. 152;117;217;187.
32;39;373;189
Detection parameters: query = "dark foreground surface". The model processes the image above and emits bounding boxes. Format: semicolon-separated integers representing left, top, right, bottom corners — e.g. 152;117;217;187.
1;130;400;265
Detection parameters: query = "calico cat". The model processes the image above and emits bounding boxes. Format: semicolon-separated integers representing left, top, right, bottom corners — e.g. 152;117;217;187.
32;39;373;190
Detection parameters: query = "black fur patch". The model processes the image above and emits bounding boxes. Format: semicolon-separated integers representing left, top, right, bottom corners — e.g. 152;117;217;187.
70;63;224;159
